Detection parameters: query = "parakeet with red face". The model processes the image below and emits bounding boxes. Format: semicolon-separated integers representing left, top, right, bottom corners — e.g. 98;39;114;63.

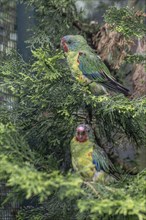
61;35;129;96
70;124;116;181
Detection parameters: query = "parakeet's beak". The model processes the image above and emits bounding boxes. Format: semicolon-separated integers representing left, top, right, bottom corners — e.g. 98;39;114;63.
61;37;68;52
60;37;64;47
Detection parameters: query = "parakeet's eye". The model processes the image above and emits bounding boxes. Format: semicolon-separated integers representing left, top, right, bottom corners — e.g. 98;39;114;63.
77;131;85;136
67;40;72;44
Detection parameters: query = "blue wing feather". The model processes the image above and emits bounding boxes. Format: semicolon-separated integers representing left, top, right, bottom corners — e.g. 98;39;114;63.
78;51;129;95
92;146;116;174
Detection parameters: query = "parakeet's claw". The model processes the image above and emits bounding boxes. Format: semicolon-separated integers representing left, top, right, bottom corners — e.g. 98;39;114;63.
93;170;105;182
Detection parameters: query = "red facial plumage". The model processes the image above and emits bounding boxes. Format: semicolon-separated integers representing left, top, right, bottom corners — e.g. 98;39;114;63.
61;37;69;52
75;126;88;142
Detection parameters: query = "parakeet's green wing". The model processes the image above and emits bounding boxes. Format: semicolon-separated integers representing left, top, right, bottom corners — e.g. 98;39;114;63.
77;51;129;95
92;146;116;174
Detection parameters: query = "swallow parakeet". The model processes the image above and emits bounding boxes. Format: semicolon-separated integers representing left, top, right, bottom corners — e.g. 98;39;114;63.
70;124;116;181
61;35;129;96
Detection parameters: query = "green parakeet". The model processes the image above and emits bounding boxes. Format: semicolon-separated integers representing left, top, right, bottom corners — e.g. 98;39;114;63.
61;35;129;96
70;124;116;182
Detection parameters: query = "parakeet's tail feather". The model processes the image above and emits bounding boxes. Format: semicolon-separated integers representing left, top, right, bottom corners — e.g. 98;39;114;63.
103;82;130;96
101;72;130;96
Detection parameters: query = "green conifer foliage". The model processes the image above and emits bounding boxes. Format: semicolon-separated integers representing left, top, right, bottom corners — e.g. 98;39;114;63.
0;1;146;220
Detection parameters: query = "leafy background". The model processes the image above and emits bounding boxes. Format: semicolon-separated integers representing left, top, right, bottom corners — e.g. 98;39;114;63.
0;0;146;219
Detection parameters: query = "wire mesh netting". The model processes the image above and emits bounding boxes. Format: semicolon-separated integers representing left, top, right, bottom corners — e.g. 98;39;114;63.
0;0;18;215
0;0;17;112
0;182;19;220
0;1;17;55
